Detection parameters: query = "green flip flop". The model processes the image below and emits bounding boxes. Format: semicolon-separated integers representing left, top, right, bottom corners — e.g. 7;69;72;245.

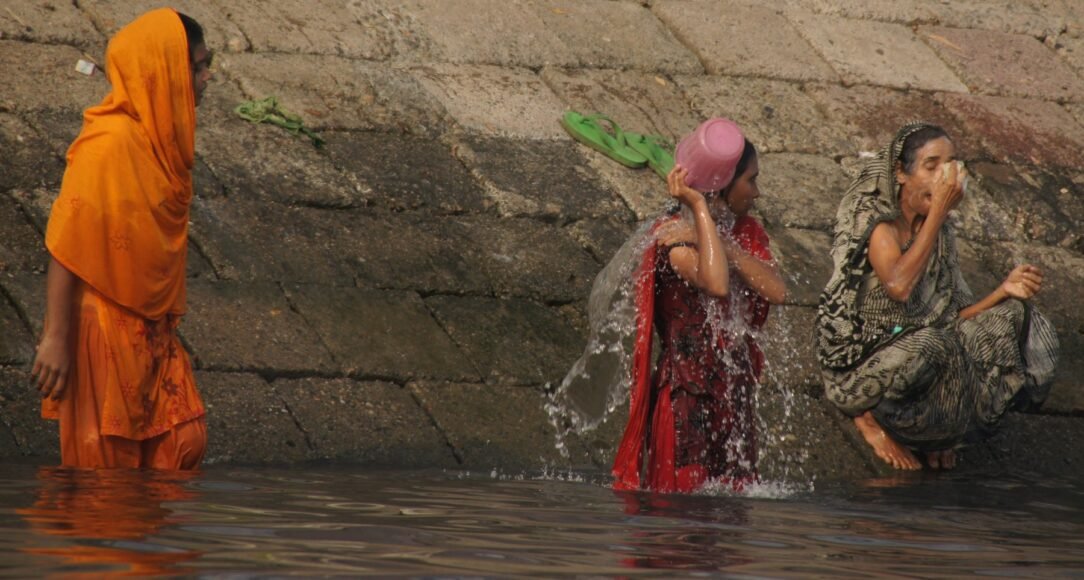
623;131;675;180
560;111;648;168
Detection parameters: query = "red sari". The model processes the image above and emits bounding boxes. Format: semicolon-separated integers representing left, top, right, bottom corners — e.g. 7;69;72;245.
613;215;773;493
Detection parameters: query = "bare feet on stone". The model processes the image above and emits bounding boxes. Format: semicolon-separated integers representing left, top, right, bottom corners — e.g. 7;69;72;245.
853;411;921;470
925;449;957;470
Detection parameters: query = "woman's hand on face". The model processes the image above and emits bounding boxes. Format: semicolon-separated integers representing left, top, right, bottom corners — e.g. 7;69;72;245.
31;336;71;401
667;166;706;210
930;161;965;217
1001;264;1043;300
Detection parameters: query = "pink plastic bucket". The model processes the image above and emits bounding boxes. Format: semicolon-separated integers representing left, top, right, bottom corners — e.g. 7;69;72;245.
675;118;745;192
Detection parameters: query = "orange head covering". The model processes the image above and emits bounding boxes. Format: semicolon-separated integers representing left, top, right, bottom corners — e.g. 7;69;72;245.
46;8;195;319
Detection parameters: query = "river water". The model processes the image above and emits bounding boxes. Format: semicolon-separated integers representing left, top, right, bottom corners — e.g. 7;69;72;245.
0;462;1081;577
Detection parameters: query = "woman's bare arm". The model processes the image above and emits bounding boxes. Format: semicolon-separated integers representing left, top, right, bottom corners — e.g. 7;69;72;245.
959;264;1042;320
666;167;729;297
722;239;787;304
31;256;77;400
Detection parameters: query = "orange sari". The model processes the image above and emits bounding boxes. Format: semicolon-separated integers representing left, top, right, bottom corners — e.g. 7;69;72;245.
42;8;205;469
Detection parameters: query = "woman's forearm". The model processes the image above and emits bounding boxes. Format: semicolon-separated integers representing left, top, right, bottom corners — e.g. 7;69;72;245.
42;256;77;340
959;286;1009;320
728;247;787;304
691;203;729;296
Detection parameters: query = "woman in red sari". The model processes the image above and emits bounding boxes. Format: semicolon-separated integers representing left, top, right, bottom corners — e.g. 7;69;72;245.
613;135;786;493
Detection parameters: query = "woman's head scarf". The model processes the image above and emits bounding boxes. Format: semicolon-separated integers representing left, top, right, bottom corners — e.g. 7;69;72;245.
46;8;196;319
815;122;960;370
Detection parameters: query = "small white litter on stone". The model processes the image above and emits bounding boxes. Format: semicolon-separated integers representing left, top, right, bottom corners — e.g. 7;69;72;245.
858;151;876;159
75;59;96;76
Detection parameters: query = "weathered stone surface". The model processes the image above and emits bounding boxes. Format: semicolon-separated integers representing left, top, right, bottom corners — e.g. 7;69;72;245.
938;93;1084;169
677;76;852;155
759;305;821;391
653;0;838;82
455;136;628;221
0;272;44;338
576;401;629;470
182;279;336;374
195;371;310;464
578;148;669;221
336;212;492;295
283;285;479;382
412;64;568;139
756;154;849;230
535;0;701;73
766;227;833;308
189;197;356;285
1057;36;1084;79
0;0;102;48
6;188;54;232
424;295;583;385
0;194;47;275
195;84;366;208
274;377;456;466
81;0;250;53
0;41;108;114
759;390;876;482
410;382;588;468
446;215;599;301
972;413;1084;478
954;239;1005;302
950;176;1023;245
541;67;700;143
218;53;446;134
0;416;18;459
968;162;1083;250
805;84;985;158
2;0;1082;478
220;0;388;59
0;294;33;365
322;131;489;213
795;0;1069;37
20;108;85;160
398;0;574;67
1069;103;1084;131
565;218;637;265
787;11;968;92
921;27;1084;102
0;366;58;458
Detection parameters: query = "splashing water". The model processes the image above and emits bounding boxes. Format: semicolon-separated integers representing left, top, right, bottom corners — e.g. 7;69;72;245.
545;207;816;493
544;219;657;455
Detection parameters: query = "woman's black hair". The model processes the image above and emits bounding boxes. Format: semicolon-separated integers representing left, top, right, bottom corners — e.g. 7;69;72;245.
898;125;949;174
177;12;204;63
721;138;757;196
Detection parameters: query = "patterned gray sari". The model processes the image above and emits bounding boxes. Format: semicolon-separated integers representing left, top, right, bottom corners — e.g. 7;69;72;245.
815;123;1059;450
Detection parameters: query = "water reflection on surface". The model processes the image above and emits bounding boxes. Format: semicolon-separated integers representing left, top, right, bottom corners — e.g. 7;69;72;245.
1;463;1082;577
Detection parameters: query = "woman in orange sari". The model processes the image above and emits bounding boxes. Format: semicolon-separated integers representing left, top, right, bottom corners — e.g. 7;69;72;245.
29;9;213;469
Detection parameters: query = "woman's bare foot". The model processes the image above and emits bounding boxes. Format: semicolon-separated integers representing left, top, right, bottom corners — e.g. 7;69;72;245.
853;411;921;470
925;449;957;470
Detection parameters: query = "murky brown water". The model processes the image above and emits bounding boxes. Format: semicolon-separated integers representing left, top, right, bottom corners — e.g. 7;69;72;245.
0;462;1081;577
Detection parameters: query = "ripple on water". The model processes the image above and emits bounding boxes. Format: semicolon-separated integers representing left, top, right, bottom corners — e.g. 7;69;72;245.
0;464;1082;576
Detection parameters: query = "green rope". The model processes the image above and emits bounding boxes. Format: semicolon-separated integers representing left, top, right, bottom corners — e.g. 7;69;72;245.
235;96;325;149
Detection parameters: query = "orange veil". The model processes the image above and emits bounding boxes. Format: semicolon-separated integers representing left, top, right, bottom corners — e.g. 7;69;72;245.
46;7;195;319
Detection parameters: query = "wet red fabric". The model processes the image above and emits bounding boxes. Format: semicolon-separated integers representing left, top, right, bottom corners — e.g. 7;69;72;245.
613;215;773;493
